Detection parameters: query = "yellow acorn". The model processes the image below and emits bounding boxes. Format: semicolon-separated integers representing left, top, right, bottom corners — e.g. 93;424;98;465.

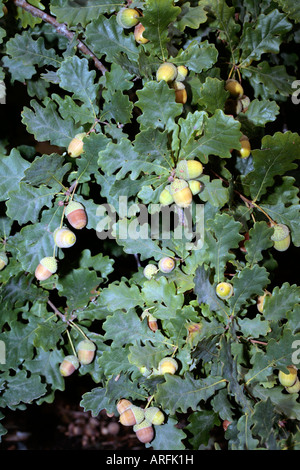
0;252;8;271
239;135;251;158
119;405;145;426
188;180;203;196
59;355;80;377
76;339;96;365
143;264;158;280
134;23;149;44
216;282;234;300
117;399;132;415
158;256;175;274
35;256;57;281
65;201;87;230
286;377;300;394
156;62;177;83
225;79;244;98
144;407;165;425
53;226;76;248
170;178;193;208
158;357;178;375
176;65;188;82
175;159;203;180
270;223;291;252
278;366;298;387
67;133;86;158
159;185;174;206
133;419;154;443
116;8;140;28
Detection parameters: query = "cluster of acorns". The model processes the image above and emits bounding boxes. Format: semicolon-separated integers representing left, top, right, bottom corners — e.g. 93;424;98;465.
156;62;189;104
143;256;176;280
159;159;204;210
278;366;300;394
59;338;96;377
116;399;165;445
116;7;149;45
225;79;251;159
34;200;87;282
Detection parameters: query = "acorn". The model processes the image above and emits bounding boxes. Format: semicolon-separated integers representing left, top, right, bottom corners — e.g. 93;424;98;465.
278;366;298;387
286;377;300;394
158;257;175;274
133;419;154;443
76;339;96;365
0;252;8;271
170;179;193;208
216;282;234;300
117;399;132;415
143;264;158;280
188;180;203;196
270;223;291;252
134;23;149;44
158;357;178;375
65;201;87;230
59;354;80;377
159;185;174;206
175;159;203;180
173;81;187;104
144;407;165;425
225;79;244;98
35;256;57;281
141;310;158;332
257;290;271;313
176;65;188;82
53;226;76;248
156;62;177;83
119;405;145;427
116;8;140;28
238;135;251;158
67;133;86;158
240;95;251;112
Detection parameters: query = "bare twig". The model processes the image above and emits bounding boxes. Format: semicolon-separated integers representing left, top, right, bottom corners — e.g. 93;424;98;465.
13;0;107;75
47;299;67;322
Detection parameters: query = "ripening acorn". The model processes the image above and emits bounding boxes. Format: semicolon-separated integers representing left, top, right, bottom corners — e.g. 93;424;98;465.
117;399;132;415
76;339;96;365
278;366;298;387
59;355;80;377
35;256;57;281
53;226;76;248
216;282;234;300
240;95;251;112
158;256;175;274
170;179;193;208
159;185;174;206
239;135;251;158
116;8;140;29
119;405;145;427
143;264;158;280
173;81;187;104
65;201;87;230
158;357;178;375
188;180;203;196
144;407;165;425
141;310;158;332
67;133;86;158
134;23;149;44
225;79;244;98
133;419;154;444
175;159;203;180
156;62;178;83
0;252;8;271
270;223;291;252
176;65;188;82
286;377;300;394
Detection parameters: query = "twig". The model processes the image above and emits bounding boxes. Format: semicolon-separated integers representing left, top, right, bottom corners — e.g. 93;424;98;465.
13;0;107;75
47;299;67;322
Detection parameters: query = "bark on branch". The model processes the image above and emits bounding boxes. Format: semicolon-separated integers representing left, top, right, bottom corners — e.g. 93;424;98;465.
13;0;107;75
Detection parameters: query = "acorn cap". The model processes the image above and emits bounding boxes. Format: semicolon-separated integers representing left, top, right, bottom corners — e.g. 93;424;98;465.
271;223;290;242
65;201;85;217
144;407;165;425
170;178;189;194
40;256;57;274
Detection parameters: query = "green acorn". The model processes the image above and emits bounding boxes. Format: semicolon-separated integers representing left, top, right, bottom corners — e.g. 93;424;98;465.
76;339;96;365
67;133;86;158
144;407;165;425
59;355;80;377
159;185;174;206
271;223;291;252
188;180;203;196
176;65;188;82
225;79;244;98
216;282;233;300
143;264;158;280
156;62;177;83
175;159;203;180
278;366;298;387
116;8;140;28
0;252;8;271
53;226;76;248
158;357;178;375
286;377;300;394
